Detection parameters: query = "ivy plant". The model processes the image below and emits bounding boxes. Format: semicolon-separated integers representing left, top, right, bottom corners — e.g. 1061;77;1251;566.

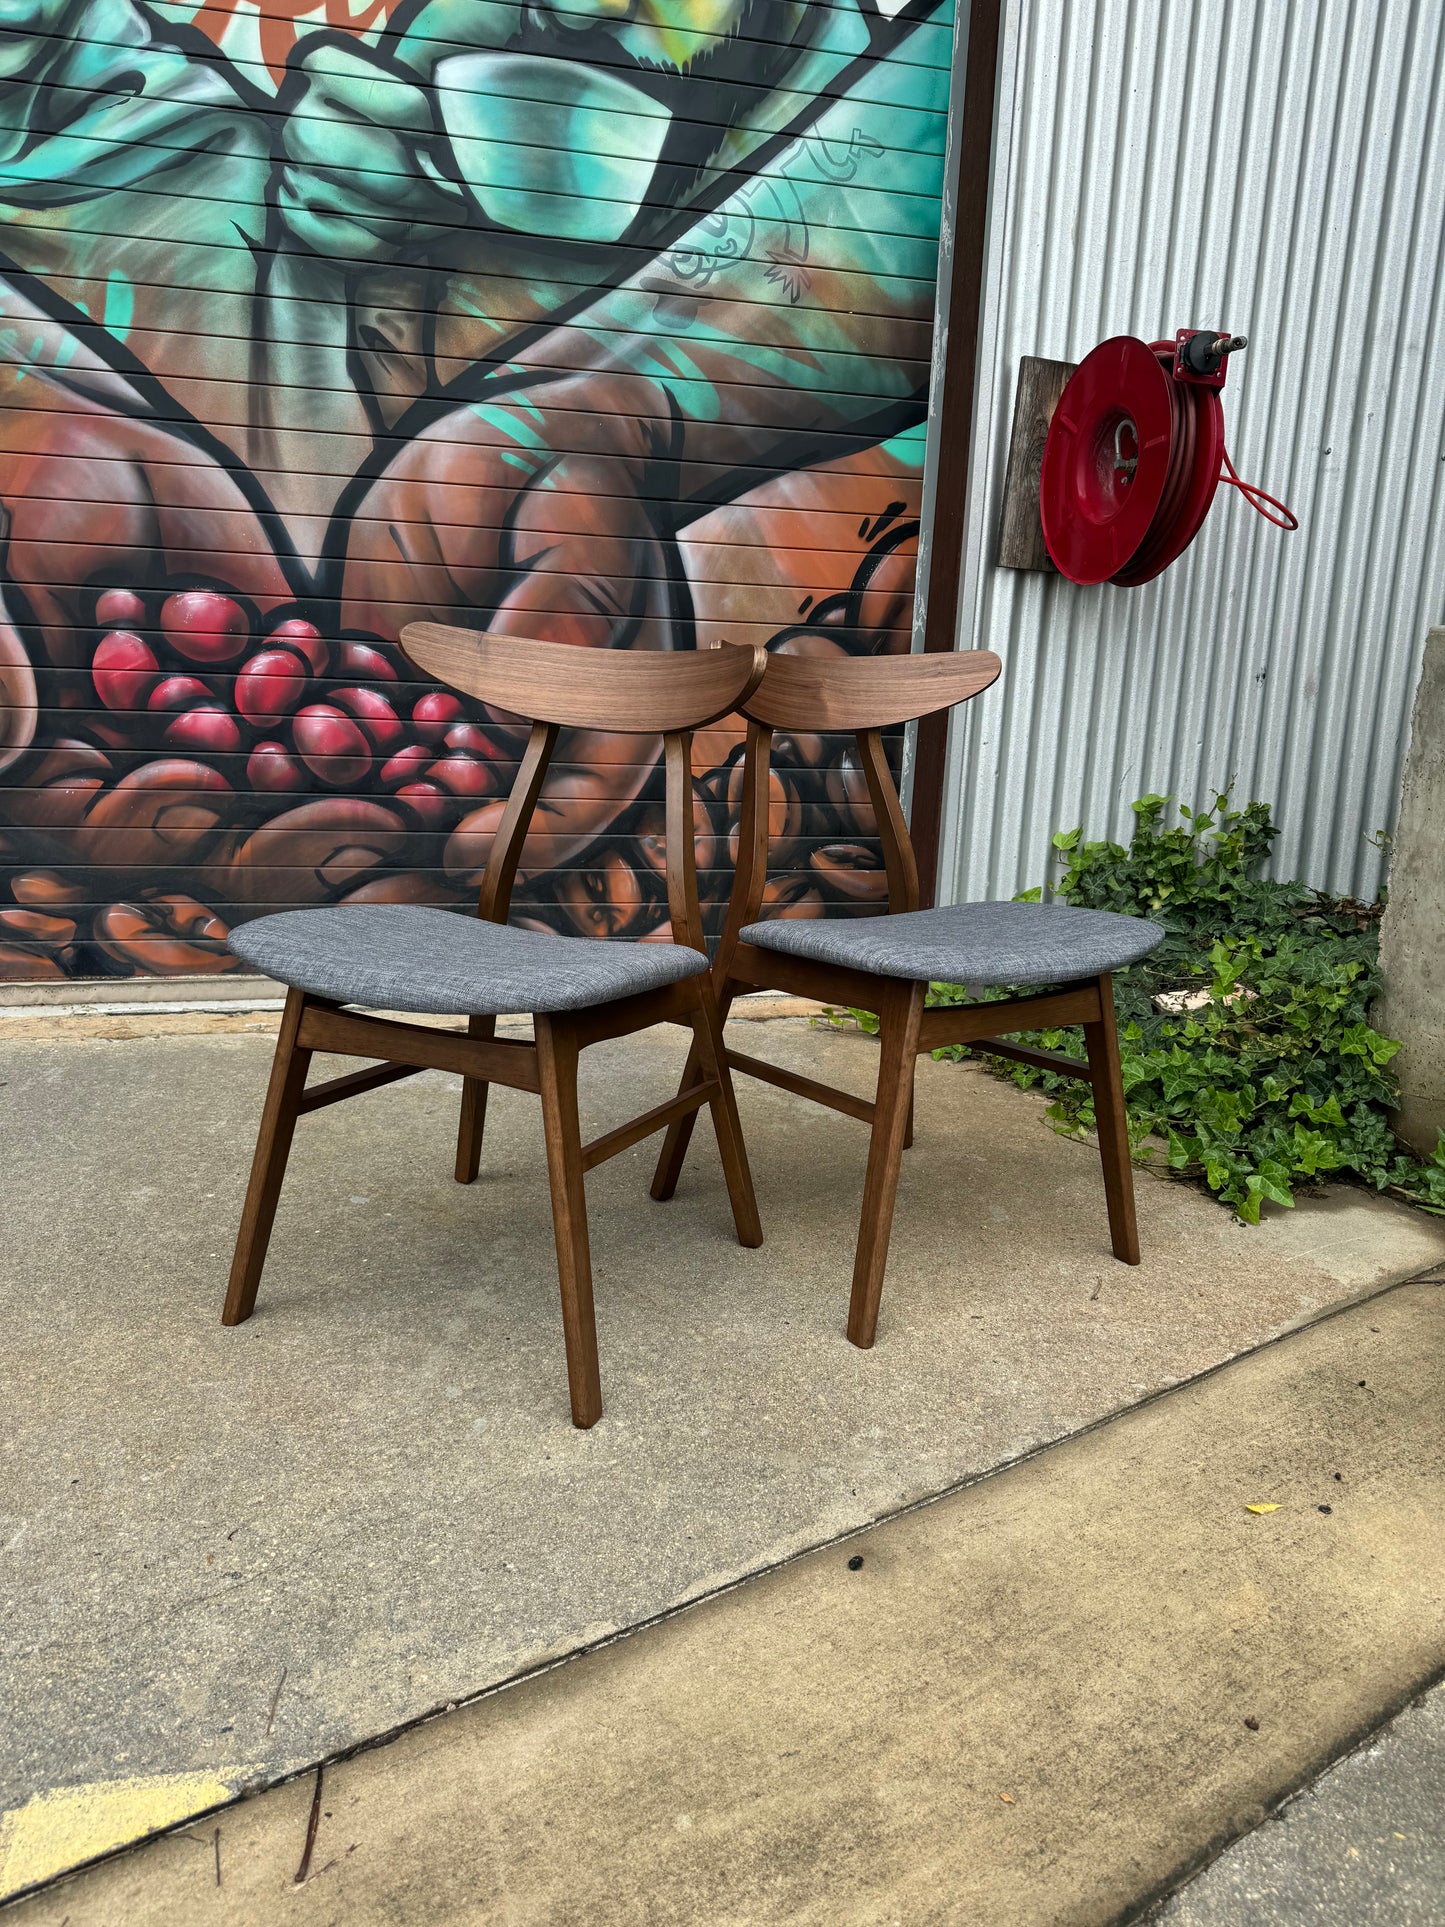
836;792;1445;1223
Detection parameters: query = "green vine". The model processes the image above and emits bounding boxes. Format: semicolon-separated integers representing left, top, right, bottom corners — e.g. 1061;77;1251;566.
829;792;1445;1224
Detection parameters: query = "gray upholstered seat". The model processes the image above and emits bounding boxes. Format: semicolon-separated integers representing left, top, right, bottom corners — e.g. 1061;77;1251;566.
229;904;709;1016
741;900;1163;987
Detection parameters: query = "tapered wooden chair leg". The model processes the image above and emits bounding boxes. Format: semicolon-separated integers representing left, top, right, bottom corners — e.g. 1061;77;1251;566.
687;980;762;1247
223;988;313;1326
535;1016;603;1428
651;982;737;1202
1083;972;1140;1265
651;1035;703;1202
455;1014;497;1183
903;1078;916;1150
847;981;926;1349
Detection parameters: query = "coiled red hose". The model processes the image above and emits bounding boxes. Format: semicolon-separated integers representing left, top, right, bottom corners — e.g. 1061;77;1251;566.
1218;447;1299;530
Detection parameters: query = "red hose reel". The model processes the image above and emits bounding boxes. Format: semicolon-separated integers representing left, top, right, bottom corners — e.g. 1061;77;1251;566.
1039;331;1297;586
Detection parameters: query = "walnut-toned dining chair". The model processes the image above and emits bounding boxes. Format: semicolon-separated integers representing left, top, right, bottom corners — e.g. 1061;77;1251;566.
223;630;767;1427
651;647;1165;1347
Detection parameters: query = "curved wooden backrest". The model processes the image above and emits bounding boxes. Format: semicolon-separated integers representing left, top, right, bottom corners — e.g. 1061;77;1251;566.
398;627;762;952
740;646;1001;731
400;625;767;732
719;648;1003;961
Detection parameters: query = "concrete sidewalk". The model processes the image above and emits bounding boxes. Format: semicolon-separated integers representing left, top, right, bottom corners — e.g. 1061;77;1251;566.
12;1279;1444;1924
1160;1678;1445;1923
3;1014;1443;1905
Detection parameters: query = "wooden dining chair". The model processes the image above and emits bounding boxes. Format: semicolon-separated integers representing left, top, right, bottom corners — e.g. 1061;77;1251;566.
222;630;767;1428
651;647;1165;1347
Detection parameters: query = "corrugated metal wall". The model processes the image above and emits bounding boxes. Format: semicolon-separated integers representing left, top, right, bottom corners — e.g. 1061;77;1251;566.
937;0;1445;906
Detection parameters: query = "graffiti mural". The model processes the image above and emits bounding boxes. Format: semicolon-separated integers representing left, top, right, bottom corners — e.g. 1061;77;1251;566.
0;0;952;976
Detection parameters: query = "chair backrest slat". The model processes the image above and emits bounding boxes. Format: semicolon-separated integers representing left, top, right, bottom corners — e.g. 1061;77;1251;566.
855;727;920;916
663;731;701;954
401;625;767;733
716;717;775;963
476;719;559;926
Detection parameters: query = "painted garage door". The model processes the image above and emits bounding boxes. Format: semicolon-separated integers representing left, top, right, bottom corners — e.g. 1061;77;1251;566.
0;0;953;979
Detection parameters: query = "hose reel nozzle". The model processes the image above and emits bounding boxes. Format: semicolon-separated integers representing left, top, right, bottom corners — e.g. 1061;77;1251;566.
1177;329;1248;382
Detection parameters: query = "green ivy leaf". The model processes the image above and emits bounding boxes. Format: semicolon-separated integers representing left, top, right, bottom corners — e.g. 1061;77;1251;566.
1339;1023;1402;1067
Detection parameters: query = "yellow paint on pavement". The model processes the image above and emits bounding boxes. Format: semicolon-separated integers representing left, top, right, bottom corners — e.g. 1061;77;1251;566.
0;1768;251;1901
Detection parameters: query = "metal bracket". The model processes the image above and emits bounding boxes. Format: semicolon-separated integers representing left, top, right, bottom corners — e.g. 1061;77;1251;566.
1174;329;1248;387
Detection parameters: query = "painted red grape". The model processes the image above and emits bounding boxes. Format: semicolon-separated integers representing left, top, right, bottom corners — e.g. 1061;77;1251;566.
428;753;497;799
236;648;307;727
333;640;397;683
160;590;250;665
443;722;498;758
92;631;160;711
164;707;242;755
247;741;308;793
333;685;403;755
148;674;215;713
292;704;371;785
265;617;328;676
95;588;148;628
380;744;432;787
394;781;451;827
411;691;463;743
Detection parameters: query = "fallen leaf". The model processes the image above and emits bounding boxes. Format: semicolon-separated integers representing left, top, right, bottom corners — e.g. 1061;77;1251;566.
999;1793;1015;1805
1245;1503;1281;1514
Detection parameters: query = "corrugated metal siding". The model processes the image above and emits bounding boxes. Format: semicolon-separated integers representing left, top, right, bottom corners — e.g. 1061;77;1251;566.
937;0;1445;906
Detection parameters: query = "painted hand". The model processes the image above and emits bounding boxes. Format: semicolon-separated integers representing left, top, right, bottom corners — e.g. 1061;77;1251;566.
341;372;684;653
340;372;688;890
275;37;466;260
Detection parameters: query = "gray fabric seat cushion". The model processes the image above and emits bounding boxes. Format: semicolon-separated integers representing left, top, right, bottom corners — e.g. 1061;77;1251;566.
740;900;1164;987
229;905;709;1016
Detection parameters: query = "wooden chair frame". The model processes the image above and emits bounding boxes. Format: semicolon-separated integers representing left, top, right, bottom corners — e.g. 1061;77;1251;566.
223;628;768;1428
651;647;1141;1348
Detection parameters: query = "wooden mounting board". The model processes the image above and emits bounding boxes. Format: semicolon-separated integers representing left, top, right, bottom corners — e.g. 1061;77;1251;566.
996;356;1077;573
